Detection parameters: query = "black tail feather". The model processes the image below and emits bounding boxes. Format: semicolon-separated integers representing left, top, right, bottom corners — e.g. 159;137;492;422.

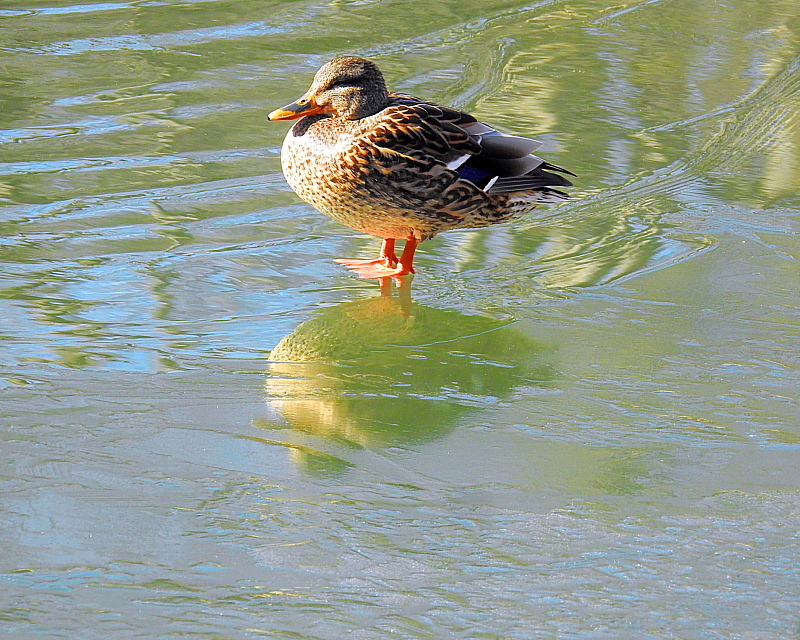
541;161;577;177
487;165;574;195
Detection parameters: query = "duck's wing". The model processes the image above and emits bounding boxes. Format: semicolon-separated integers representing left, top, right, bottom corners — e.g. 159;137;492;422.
456;121;575;195
357;98;492;219
371;94;574;197
372;95;483;165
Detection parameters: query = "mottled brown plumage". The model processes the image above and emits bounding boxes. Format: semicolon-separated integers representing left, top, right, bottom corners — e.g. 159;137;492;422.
269;56;574;278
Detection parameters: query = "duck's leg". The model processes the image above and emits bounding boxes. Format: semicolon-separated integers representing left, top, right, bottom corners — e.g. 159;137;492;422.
342;236;418;279
335;238;398;270
394;236;417;277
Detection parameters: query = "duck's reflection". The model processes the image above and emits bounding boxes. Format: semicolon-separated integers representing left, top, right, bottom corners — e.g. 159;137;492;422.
264;279;555;473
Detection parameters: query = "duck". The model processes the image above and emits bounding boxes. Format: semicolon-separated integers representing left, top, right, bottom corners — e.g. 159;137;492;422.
268;56;574;279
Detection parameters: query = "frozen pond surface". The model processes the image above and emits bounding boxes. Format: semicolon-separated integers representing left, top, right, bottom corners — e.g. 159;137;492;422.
1;0;799;638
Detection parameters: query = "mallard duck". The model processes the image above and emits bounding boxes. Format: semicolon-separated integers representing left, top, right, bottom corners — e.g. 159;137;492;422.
268;56;574;279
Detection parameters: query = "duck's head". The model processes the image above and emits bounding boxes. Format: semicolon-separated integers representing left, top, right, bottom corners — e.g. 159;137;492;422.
268;56;389;122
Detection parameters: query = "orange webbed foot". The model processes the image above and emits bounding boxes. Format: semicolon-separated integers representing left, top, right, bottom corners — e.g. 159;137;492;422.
341;263;414;279
334;238;399;273
334;257;397;269
335;237;418;280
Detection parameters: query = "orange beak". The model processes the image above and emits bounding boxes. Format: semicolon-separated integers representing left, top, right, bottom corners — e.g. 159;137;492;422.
268;96;325;121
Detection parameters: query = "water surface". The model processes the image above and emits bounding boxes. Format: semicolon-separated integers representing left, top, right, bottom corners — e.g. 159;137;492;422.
1;0;799;638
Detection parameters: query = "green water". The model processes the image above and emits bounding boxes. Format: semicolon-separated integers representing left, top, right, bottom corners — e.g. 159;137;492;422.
2;0;799;638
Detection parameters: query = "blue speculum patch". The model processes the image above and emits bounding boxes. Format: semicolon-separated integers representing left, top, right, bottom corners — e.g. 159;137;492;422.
457;163;494;189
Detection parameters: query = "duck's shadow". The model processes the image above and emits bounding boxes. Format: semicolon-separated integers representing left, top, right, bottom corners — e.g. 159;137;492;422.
263;278;556;474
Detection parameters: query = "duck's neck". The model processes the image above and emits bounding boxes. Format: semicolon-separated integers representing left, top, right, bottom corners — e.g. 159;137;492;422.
338;85;389;120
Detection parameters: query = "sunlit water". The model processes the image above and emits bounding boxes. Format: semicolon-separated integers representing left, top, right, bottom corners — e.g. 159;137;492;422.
2;0;799;638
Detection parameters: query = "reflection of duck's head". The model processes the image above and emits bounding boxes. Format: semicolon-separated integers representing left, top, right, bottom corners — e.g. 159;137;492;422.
265;282;555;455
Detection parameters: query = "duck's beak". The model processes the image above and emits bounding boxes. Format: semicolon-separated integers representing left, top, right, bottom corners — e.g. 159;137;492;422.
268;96;325;121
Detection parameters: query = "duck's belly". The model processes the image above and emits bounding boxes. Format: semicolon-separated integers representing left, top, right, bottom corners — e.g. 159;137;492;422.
281;133;441;240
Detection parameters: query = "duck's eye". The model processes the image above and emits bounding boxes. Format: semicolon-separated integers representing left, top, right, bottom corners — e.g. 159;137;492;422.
327;79;353;90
